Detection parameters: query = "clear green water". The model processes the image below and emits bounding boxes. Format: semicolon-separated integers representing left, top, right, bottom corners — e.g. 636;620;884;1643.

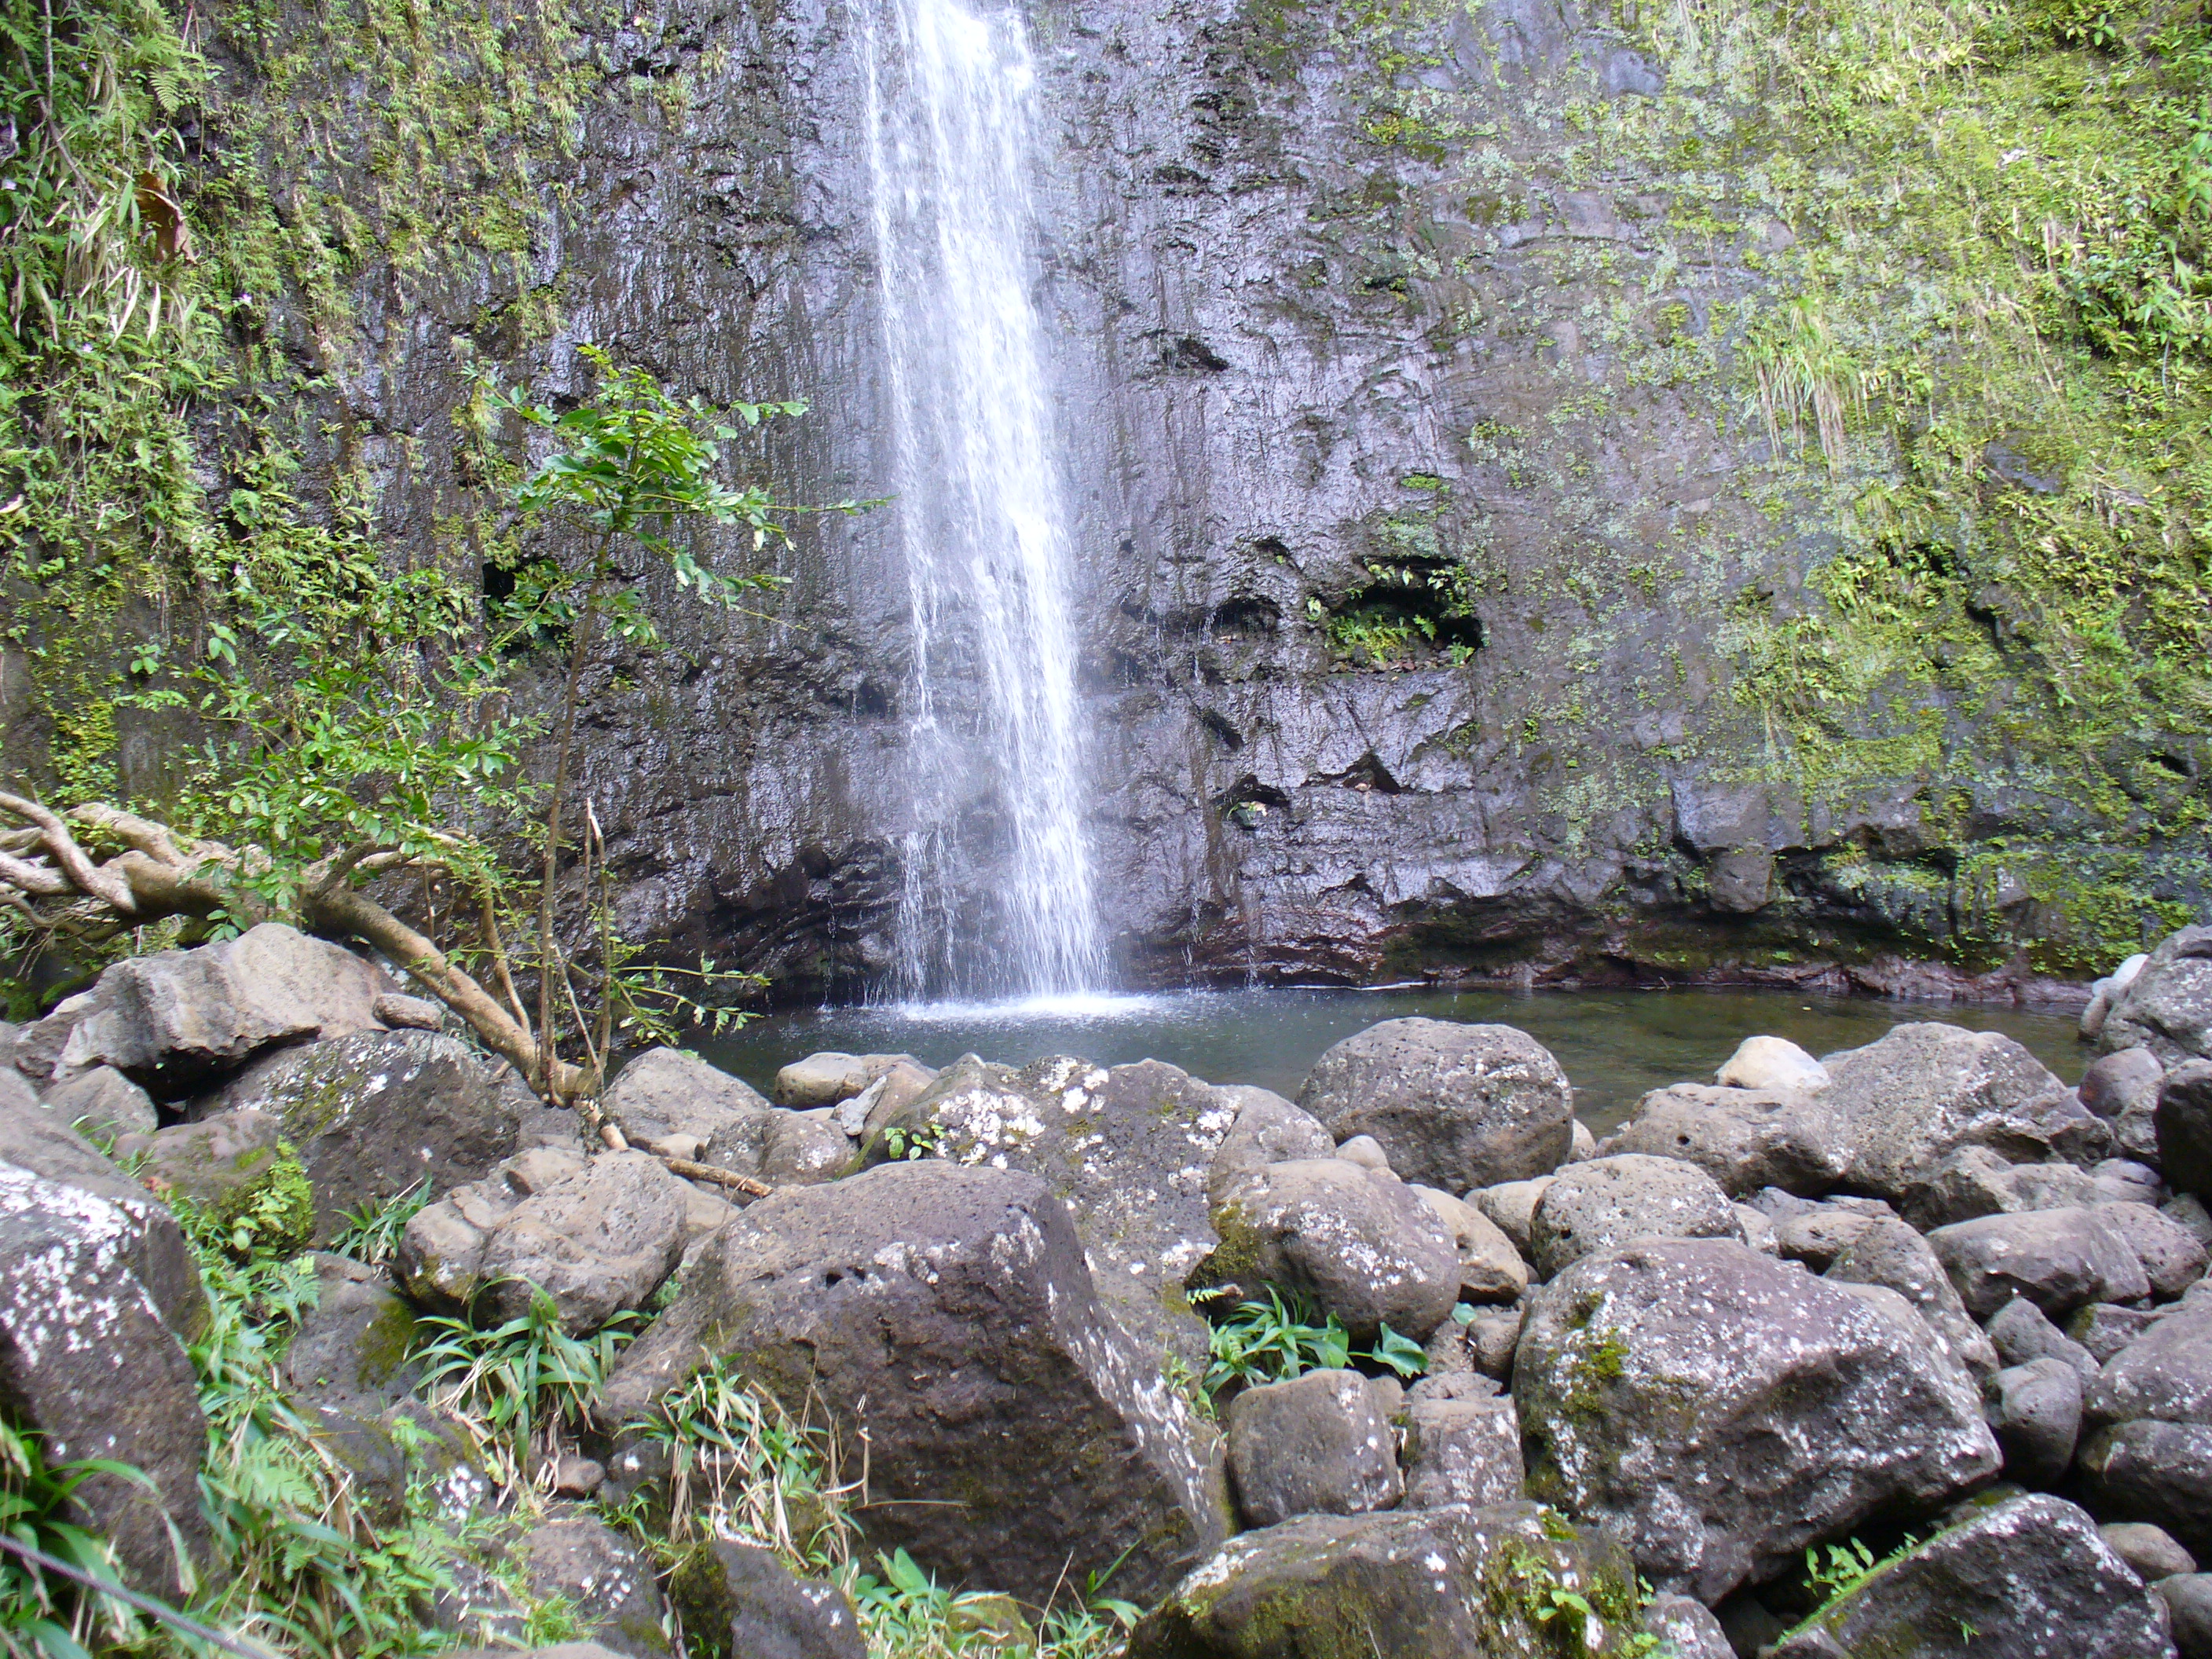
698;986;2087;1136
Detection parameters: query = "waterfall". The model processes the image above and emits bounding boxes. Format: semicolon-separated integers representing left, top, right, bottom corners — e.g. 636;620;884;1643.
862;0;1105;1002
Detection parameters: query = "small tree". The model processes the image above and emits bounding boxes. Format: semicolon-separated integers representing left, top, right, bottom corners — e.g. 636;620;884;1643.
0;347;837;1106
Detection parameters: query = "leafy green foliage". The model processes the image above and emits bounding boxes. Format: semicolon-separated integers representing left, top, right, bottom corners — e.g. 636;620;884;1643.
1199;1287;1430;1392
852;1549;1133;1659
328;1182;434;1271
412;1290;640;1492
0;1419;152;1657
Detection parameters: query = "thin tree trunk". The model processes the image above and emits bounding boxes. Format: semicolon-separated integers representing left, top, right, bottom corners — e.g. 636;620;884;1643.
534;543;612;1097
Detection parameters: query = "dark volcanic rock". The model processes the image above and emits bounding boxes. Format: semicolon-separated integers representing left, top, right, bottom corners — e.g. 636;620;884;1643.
1925;1207;2151;1320
669;1540;864;1659
2161;1061;2212;1201
1768;1493;2174;1659
1296;1019;1572;1192
516;1515;670;1658
1225;1368;1402;1528
1514;1239;1998;1602
1525;1152;1742;1279
1127;1501;1639;1659
597;1160;1229;1604
1606;1082;1848;1197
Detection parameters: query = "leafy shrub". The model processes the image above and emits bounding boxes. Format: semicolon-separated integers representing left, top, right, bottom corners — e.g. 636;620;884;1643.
0;1418;148;1657
1199;1287;1429;1393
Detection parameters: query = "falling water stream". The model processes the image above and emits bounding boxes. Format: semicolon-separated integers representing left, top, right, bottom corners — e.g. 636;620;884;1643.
862;0;1104;1002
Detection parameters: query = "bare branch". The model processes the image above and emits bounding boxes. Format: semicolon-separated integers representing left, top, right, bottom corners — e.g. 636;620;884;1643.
0;851;72;896
0;792;138;913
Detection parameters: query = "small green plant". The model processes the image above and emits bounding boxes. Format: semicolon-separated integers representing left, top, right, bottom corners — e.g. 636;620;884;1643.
0;1419;149;1657
413;1287;642;1490
328;1181;434;1269
1199;1287;1430;1392
882;1121;950;1163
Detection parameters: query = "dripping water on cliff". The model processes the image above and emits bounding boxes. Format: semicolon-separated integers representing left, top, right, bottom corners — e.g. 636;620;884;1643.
861;0;1105;1002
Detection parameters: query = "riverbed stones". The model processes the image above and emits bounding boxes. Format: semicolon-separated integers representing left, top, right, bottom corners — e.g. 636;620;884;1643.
0;1077;210;1588
1205;1087;1335;1203
196;1029;518;1239
1987;1295;2100;1380
2103;1522;2196;1580
2160;1061;2212;1200
1409;1185;1527;1302
397;1148;690;1332
1606;1082;1848;1197
1714;1034;1829;1091
877;1055;1237;1359
598;1161;1228;1605
1199;1155;1462;1340
1987;1357;2083;1483
601;1047;772;1177
2102;925;2212;1065
1926;1206;2152;1320
1296;1019;1573;1192
1399;1394;1521;1509
1525;1153;1743;1280
2084;1046;2169;1161
38;1064;156;1139
1225;1368;1401;1527
1818;1024;2099;1200
1825;1216;1997;1375
1126;1501;1639;1659
771;1051;871;1107
2100;1201;2210;1298
1514;1239;1998;1601
1767;1492;2176;1659
1467;1177;1550;1253
1900;1144;2100;1230
33;921;391;1093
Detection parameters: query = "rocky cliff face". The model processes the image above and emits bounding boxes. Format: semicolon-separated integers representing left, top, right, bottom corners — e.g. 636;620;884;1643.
33;0;2199;998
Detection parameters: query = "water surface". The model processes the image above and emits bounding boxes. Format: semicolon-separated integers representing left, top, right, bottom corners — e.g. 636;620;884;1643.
700;985;2086;1135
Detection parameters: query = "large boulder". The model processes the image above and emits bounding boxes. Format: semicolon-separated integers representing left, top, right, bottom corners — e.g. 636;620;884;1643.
2102;925;2212;1065
1605;1082;1848;1197
1899;1144;2100;1230
2082;1046;2168;1163
1818;1024;2101;1200
0;1075;210;1588
1198;1156;1461;1341
2100;1201;2210;1298
2087;1298;2212;1438
597;1161;1229;1605
1514;1240;1998;1602
1525;1153;1743;1279
871;1056;1239;1360
118;1108;312;1253
1225;1369;1401;1528
2161;1061;2212;1201
1824;1216;1996;1376
1768;1492;2175;1659
1925;1207;2151;1320
196;1030;518;1240
1127;1501;1639;1659
37;1065;157;1140
600;1047;772;1174
397;1148;690;1333
1296;1020;1573;1192
1206;1088;1335;1203
25;922;390;1093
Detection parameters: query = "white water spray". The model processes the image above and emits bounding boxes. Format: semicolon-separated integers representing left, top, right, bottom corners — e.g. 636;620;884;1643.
862;0;1104;1000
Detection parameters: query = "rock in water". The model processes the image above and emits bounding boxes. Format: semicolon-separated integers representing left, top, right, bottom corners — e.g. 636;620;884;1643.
1818;1024;2098;1200
1296;1019;1573;1192
33;921;390;1092
196;1030;517;1240
1127;1501;1639;1659
873;1055;1239;1361
0;1076;210;1588
2101;925;2212;1066
1768;1493;2175;1658
597;1161;1228;1605
1514;1239;1998;1602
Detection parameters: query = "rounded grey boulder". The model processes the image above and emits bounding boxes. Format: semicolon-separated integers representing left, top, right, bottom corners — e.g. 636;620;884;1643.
1526;1152;1742;1280
1225;1368;1401;1528
1297;1019;1572;1192
2102;925;2212;1065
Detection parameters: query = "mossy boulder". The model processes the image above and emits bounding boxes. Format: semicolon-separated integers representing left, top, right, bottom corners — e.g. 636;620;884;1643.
1129;1500;1641;1659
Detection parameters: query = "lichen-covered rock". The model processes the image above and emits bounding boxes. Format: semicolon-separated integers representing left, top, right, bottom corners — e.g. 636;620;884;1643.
598;1161;1229;1605
1297;1020;1573;1192
1514;1240;1998;1602
872;1054;1240;1361
1768;1493;2175;1659
1205;1087;1335;1205
1410;1185;1528;1302
669;1539;864;1659
1987;1357;2082;1484
1126;1501;1640;1659
1818;1024;2101;1200
2100;1201;2210;1298
2086;1298;2212;1434
1400;1394;1521;1510
1606;1083;1848;1196
1899;1144;2100;1230
1824;1217;1996;1376
34;921;390;1093
0;1076;209;1588
2101;925;2212;1066
758;1108;853;1185
1198;1155;1461;1341
517;1515;670;1657
1225;1368;1401;1527
2161;1060;2212;1202
1926;1206;2152;1320
282;1254;422;1413
601;1047;772;1176
197;1030;517;1240
2081;1419;2212;1560
1525;1153;1743;1279
397;1148;690;1332
1638;1594;1732;1659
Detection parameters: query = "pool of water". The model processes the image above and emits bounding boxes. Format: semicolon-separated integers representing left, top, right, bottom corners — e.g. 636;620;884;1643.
698;985;2089;1136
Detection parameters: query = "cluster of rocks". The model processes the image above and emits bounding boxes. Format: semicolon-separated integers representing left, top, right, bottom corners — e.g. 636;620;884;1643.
9;919;2212;1658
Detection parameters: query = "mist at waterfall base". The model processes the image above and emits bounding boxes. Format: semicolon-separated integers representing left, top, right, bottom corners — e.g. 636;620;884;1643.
696;985;2086;1136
